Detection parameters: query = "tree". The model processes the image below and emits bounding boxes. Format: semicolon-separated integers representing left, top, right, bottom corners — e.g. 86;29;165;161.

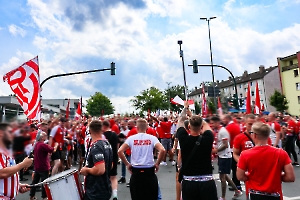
164;84;186;112
131;87;167;112
207;97;216;114
269;90;289;112
194;101;201;115
86;92;114;116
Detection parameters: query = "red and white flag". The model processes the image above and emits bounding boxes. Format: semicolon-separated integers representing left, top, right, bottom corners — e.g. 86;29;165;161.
66;99;70;119
3;56;41;120
246;82;252;114
201;84;208;117
171;95;195;110
218;97;223;115
254;82;261;114
75;97;82;120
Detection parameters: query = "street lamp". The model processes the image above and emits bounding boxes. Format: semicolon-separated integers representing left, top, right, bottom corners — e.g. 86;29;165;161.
166;82;172;111
200;16;217;108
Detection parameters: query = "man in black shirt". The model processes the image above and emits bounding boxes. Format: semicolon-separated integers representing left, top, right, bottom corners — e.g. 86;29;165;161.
80;120;113;200
102;120;119;200
178;113;218;200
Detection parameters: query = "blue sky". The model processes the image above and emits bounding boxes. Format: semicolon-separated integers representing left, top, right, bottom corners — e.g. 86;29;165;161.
0;0;300;113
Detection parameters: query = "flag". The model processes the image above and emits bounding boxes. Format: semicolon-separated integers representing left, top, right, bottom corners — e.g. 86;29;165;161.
218;97;223;115
171;95;184;105
75;98;82;120
3;56;41;120
201;84;208;117
187;99;195;110
254;82;261;114
246;82;252;114
66;99;70;119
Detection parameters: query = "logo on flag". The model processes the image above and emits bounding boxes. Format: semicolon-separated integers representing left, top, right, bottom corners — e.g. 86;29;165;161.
3;56;41;120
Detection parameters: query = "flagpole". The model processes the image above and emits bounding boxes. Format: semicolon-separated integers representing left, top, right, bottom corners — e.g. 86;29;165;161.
80;96;83;118
177;41;188;100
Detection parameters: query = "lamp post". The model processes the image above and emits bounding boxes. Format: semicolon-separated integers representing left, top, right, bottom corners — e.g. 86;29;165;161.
166;82;172;111
200;17;217;108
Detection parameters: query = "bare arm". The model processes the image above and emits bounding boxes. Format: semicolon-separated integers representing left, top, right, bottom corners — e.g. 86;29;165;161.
118;143;130;166
282;163;295;182
155;142;166;166
0;158;33;179
232;148;240;162
274;131;281;147
236;167;248;181
201;120;212;134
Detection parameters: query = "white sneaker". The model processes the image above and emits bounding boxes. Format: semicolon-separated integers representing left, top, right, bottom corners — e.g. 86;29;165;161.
172;161;176;166
160;161;167;166
232;190;243;199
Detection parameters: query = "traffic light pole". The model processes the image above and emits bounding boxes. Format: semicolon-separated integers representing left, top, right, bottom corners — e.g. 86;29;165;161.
188;63;239;110
40;64;116;88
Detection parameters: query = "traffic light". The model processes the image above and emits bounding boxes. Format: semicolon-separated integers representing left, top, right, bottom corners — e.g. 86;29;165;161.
110;62;116;75
193;59;198;73
239;98;244;107
233;94;239;110
207;86;220;97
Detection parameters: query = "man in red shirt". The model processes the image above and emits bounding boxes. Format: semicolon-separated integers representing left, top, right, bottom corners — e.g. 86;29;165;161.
233;114;256;192
49;117;66;176
150;115;174;166
284;114;299;166
237;122;295;200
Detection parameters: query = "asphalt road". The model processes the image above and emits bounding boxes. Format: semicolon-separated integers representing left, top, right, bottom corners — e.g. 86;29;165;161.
16;158;300;200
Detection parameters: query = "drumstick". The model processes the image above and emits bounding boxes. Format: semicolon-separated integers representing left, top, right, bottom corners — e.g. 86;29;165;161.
83;138;92;166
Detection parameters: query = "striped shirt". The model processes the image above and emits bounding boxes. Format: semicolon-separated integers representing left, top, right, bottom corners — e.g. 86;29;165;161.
0;148;19;199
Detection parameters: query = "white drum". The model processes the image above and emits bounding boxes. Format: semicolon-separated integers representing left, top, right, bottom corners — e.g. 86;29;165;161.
43;169;83;200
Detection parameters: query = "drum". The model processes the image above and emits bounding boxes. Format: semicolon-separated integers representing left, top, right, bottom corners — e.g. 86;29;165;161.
43;169;84;200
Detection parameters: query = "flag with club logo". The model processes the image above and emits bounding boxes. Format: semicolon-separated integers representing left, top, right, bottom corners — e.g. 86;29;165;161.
3;56;41;120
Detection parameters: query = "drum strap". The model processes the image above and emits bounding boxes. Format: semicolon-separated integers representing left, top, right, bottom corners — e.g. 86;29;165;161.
83;139;92;166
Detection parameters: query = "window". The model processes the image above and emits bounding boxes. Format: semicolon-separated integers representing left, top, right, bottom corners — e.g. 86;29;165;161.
290;60;293;65
294;69;299;77
239;84;242;88
251;91;254;96
232;86;234;90
298;96;300;104
296;83;300;91
250;82;253;86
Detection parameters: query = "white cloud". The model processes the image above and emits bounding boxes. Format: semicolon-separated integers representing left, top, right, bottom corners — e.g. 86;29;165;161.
8;24;27;37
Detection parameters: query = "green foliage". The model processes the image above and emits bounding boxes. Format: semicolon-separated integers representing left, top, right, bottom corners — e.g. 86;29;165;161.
207;98;216;114
131;87;168;112
194;101;201;115
269;90;289;112
86;92;114;116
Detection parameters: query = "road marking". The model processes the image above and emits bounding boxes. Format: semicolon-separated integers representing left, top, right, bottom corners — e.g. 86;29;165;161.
284;196;300;200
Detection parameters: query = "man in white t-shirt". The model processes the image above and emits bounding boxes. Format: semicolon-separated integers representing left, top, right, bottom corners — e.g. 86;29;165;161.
210;116;242;200
118;119;165;200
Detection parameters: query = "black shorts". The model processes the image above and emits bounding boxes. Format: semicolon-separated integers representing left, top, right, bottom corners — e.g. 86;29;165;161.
80;144;86;157
182;179;218;200
218;157;232;174
51;150;61;161
110;160;118;176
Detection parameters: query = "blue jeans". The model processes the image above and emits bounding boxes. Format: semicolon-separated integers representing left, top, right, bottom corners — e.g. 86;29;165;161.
122;154;131;177
157;181;162;200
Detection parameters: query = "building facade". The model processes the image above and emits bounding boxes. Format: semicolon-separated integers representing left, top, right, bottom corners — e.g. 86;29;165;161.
188;65;281;112
0;96;80;122
277;51;300;116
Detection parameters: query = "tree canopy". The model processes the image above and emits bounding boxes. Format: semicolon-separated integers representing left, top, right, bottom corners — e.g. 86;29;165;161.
86;92;114;116
269;90;289;112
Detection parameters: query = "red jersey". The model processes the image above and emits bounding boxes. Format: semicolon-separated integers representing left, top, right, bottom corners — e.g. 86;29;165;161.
267;121;281;145
50;125;65;150
154;122;164;139
238;146;291;200
31;130;38;142
233;133;255;153
159;121;172;139
146;127;157;137
287;119;297;136
0;148;19;199
126;127;138;155
111;124;120;135
226;121;241;148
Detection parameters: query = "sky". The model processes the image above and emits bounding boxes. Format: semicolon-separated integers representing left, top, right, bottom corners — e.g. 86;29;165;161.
0;0;299;114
